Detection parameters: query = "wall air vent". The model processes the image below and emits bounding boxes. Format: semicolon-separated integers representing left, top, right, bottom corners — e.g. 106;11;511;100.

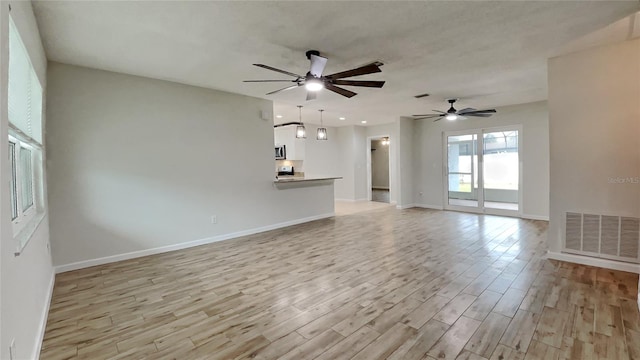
564;212;639;263
414;93;430;99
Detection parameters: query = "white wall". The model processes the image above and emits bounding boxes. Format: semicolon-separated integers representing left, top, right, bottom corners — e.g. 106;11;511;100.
397;117;415;208
371;139;389;188
46;63;335;268
334;126;356;200
412;101;549;218
548;39;640;254
301;125;342;179
334;125;369;201
353;126;368;201
0;1;54;359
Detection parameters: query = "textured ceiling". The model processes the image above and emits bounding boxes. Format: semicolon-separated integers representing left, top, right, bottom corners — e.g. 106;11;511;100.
33;1;639;126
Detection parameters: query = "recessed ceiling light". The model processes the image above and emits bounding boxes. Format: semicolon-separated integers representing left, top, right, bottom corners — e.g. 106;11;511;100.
339;117;346;120
361;120;367;124
276;115;283;118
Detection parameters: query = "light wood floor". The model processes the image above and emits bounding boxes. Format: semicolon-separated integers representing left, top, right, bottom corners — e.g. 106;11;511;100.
41;207;639;360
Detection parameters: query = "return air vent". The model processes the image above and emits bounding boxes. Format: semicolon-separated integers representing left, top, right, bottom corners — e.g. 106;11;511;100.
564;212;639;263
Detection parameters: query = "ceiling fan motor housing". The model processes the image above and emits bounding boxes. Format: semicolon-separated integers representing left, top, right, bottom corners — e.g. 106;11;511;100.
306;50;321;59
447;98;458;113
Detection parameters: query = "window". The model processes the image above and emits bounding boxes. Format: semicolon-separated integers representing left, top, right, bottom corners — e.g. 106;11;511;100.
9;141;18;220
9;136;39;227
8;15;45;253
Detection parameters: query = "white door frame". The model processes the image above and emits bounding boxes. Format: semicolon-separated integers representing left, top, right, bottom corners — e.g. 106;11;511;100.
366;135;393;203
443;125;523;217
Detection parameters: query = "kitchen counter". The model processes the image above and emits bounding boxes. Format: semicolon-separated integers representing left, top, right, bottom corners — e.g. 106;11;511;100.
274;176;342;183
273;177;342;190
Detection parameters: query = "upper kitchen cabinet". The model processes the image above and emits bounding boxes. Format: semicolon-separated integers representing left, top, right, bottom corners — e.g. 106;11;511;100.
274;127;305;161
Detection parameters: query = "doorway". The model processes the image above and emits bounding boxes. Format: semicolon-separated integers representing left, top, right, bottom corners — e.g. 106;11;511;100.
370;137;390;203
444;126;521;216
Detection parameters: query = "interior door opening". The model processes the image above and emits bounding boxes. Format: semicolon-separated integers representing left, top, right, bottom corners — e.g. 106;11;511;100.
370;137;390;203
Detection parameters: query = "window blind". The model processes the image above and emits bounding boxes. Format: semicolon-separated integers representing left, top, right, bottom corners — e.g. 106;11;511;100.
8;17;42;144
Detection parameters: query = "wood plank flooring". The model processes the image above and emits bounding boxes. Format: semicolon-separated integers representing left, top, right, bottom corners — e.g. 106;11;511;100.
41;207;640;360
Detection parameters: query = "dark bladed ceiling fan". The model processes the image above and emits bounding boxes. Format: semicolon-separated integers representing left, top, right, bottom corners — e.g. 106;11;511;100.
243;50;385;100
413;99;497;121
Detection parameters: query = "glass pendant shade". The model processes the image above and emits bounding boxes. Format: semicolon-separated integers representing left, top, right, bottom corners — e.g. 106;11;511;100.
296;125;306;138
317;127;327;140
296;105;306;138
316;109;327;140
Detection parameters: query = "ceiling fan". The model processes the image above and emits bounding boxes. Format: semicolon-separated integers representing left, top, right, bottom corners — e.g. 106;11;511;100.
413;99;496;121
244;50;385;100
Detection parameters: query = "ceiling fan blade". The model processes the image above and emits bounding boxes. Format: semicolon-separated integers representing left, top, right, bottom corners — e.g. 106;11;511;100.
432;110;447;114
412;113;443;117
325;83;357;98
265;84;300;95
460;109;496;115
309;54;328;78
243;80;297;83
253;64;302;78
413;114;444;120
460;109;497;117
465;113;495;117
331;80;385;88
456;108;476;114
325;63;381;80
306;91;317;101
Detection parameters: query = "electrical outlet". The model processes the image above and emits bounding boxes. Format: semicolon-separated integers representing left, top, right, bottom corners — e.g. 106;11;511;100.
9;339;16;360
210;215;217;224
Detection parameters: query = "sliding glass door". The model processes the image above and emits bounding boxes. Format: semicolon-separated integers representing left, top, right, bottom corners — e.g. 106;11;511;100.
444;127;521;216
446;134;479;208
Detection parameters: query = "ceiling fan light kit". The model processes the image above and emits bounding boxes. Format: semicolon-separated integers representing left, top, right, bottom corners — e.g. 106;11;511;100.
413;99;497;122
244;50;385;100
305;77;324;92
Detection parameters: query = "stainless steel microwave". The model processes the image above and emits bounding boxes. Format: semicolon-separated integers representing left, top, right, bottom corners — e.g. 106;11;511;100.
275;145;286;160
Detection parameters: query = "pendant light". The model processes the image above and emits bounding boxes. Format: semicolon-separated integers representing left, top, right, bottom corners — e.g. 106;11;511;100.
382;137;390;145
317;109;327;140
295;105;306;139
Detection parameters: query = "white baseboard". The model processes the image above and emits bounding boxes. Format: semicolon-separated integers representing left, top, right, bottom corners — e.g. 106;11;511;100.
34;270;55;359
546;251;640;274
335;198;369;202
414;203;445;210
55;212;335;273
521;213;549;221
